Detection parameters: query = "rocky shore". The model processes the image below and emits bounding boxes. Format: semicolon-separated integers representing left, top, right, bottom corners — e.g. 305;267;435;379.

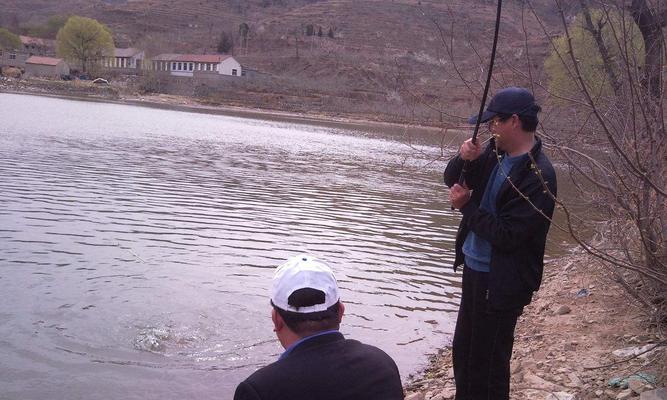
405;252;666;400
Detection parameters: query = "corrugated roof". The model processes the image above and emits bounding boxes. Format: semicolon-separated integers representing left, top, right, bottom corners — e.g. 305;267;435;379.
175;54;231;63
152;53;234;63
26;56;63;66
20;35;46;46
152;53;181;61
114;47;142;57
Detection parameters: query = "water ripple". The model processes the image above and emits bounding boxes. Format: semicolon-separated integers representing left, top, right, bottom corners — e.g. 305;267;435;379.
0;93;460;400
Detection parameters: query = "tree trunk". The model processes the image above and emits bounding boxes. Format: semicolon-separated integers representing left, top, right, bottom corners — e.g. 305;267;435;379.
630;0;665;98
579;0;622;94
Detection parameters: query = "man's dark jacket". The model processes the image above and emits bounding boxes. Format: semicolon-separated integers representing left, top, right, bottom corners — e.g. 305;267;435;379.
444;137;557;310
233;332;404;400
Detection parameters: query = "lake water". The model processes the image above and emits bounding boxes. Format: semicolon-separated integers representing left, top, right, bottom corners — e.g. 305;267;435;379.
0;93;564;399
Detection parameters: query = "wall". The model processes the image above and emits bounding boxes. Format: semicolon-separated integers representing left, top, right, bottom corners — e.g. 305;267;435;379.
219;58;242;76
0;50;28;68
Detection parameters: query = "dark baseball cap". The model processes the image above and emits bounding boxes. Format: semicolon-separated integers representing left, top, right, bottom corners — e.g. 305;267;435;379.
468;87;541;124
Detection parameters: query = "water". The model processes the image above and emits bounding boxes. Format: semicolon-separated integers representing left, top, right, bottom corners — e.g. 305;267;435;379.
0;93;567;399
0;93;467;399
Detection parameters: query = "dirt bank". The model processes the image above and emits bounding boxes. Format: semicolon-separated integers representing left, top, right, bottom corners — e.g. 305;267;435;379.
405;252;666;400
0;76;448;132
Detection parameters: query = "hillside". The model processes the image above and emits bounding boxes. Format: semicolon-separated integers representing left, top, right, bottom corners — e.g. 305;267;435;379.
1;0;574;123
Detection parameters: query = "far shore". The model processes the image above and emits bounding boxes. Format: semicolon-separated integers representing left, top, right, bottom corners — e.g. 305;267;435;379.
0;80;466;143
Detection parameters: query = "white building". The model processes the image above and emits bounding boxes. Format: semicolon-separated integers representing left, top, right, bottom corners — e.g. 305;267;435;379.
150;54;242;77
102;48;145;70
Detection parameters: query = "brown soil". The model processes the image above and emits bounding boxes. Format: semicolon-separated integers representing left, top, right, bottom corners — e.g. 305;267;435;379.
405;252;666;400
0;76;447;130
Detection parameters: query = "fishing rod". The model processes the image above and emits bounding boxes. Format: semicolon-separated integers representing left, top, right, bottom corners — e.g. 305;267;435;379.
456;0;503;186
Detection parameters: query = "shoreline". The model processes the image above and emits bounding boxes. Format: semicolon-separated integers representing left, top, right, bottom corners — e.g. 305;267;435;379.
404;252;666;399
0;80;453;137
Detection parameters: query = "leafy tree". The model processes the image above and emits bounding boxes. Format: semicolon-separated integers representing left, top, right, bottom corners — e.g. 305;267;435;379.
0;28;21;50
217;31;234;53
56;16;114;73
544;9;644;100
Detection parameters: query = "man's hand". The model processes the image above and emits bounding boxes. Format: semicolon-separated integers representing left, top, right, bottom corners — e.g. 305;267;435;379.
459;139;481;161
450;183;471;210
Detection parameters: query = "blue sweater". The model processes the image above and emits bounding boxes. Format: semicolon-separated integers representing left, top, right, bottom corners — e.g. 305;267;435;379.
463;153;526;272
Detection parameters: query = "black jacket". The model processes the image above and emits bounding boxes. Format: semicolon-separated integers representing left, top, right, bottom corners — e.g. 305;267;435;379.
443;137;557;310
233;332;404;400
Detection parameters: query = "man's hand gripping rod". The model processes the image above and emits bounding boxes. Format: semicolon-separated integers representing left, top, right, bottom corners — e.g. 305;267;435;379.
453;0;503;196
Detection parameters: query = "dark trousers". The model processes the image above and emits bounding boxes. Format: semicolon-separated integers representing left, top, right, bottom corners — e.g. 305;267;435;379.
452;267;523;400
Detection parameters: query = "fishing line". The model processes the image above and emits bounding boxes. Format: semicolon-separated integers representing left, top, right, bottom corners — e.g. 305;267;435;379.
456;0;503;186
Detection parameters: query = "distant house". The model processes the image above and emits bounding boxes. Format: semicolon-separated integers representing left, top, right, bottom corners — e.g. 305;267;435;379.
150;54;243;77
24;56;69;77
0;48;28;69
1;35;54;71
20;35;55;56
102;47;144;70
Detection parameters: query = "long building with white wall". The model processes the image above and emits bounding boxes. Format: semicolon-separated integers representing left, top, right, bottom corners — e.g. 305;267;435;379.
150;54;243;77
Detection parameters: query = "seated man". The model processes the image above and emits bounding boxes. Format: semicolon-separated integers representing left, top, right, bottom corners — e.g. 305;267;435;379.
234;254;404;400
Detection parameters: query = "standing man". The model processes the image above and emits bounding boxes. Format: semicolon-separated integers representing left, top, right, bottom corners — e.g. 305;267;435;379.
443;87;557;399
234;254;404;400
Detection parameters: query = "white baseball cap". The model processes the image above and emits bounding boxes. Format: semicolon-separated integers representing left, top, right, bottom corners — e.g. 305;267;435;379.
271;254;340;314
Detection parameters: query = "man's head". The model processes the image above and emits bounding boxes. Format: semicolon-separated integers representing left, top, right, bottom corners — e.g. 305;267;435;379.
270;254;344;346
469;87;541;154
468;86;541;132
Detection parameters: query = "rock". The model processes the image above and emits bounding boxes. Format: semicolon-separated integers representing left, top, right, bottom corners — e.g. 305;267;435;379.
546;392;576;400
595;390;604;397
556;305;572;315
564;342;577;351
612;344;657;359
629;378;651;394
521;360;538;372
568;372;583;387
640;388;667;399
523;372;562;392
617;389;634;399
628;336;641;344
405;392;425;400
437;386;456;399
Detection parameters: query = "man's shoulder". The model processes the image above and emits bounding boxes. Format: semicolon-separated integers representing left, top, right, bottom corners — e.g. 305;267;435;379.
533;150;557;188
236;337;403;400
243;337;398;381
343;338;396;360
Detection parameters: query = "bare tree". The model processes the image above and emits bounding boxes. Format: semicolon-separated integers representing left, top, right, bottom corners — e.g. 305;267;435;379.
420;0;666;327
538;0;666;324
239;22;250;54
